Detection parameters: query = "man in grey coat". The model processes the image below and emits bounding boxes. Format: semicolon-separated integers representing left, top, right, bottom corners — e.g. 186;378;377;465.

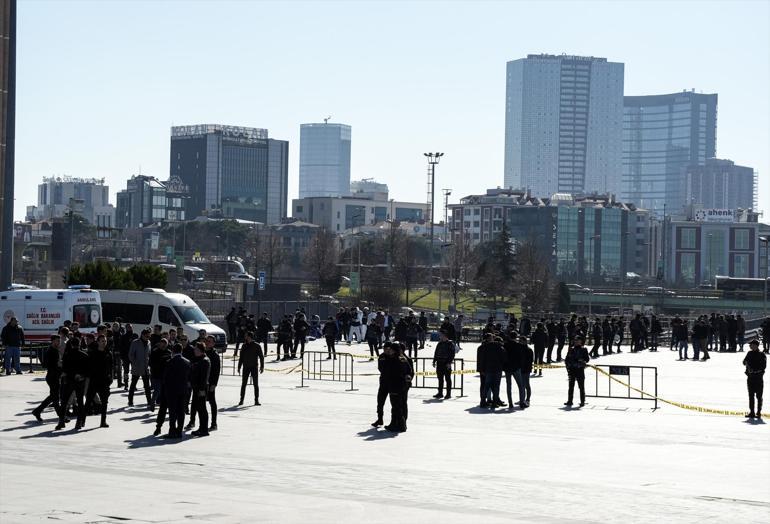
128;328;152;408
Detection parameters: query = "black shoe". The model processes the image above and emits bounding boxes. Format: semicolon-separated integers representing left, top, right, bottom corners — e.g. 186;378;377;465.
55;422;65;430
238;400;243;406
191;430;209;437
564;402;573;406
128;401;134;407
153;427;161;436
209;423;218;431
255;400;261;406
495;401;506;407
371;419;383;427
184;422;195;430
579;402;585;407
384;425;400;432
100;422;109;428
433;393;443;399
757;412;763;419
32;410;43;422
479;403;488;408
74;423;83;430
444;394;451;399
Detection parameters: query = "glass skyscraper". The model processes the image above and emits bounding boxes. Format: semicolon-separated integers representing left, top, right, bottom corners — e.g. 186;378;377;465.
504;54;624;197
622;91;717;217
169;124;289;224
299;122;352;198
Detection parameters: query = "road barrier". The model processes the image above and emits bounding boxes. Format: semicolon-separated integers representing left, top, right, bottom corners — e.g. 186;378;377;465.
409;357;466;397
298;351;357;391
585;364;658;409
0;344;46;374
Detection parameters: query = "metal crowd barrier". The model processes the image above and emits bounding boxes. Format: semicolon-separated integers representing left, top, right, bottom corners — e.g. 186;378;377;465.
409;357;466;397
298;351;356;391
0;344;47;374
585;364;658;409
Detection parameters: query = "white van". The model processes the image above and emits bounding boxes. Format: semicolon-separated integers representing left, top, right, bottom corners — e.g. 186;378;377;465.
99;289;227;349
0;286;102;344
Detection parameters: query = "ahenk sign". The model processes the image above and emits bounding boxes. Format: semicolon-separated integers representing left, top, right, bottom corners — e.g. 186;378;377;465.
695;208;736;223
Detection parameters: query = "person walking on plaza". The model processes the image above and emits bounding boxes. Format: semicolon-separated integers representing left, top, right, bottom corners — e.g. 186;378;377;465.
55;337;90;430
531;322;547;376
119;323;135;390
590;318;602;358
238;331;264;406
383;344;413;433
365;319;382;360
323;316;338;359
1;316;25;375
83;334;113;428
226;307;238;346
149;338;172;412
736;314;746;351
292;313;309;359
564;336;590;408
503;333;525;410
32;335;63;422
371;342;393;427
432;330;454;399
189;343;211;437
348;307;364;344
204;335;221;431
650;315;662;352
743;339;766;419
418;311;428;349
128;329;152;408
162;343;190;439
276;315;294;361
256;313;272;357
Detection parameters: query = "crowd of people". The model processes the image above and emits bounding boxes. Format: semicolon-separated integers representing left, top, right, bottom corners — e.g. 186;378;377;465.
2;308;767;437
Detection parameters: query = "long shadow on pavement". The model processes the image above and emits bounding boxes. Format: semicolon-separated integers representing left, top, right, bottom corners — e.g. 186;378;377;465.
356;428;398;441
125;434;187;449
20;427;98;439
464;406;513;415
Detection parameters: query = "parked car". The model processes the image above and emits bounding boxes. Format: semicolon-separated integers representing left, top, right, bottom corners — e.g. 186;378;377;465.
566;284;590;294
231;273;256;282
645;286;675;296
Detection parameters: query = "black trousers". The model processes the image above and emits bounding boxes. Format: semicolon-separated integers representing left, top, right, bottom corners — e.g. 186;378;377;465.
292;335;306;357
240;366;259;402
257;333;269;356
389;388;408;431
367;340;379;357
58;380;86;425
191;392;208;431
34;376;61;417
128;374;152;405
556;340;565;361
208;387;218;425
405;338;418;358
83;382;110;426
156;395;168;428
567;370;586;404
228;324;237;344
590;341;601;358
325;336;336;357
121;359;130;386
436;362;452;395
534;348;545;371
546;338;556;362
748;376;764;414
376;384;388;420
167;393;186;434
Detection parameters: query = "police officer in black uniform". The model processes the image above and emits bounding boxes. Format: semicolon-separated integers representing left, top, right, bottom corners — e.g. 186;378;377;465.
204;335;221;431
56;337;90;430
83;333;113;428
189;343;210;437
564;336;590;408
743;339;766;419
32;334;63;422
372;342;392;427
432;330;454;399
238;331;264;406
163;343;191;438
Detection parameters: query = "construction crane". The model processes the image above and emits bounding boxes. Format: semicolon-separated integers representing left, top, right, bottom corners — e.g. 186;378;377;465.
323;115;331;124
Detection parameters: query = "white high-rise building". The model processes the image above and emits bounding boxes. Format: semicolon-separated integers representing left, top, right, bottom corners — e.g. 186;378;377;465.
299;122;351;198
504;54;624;197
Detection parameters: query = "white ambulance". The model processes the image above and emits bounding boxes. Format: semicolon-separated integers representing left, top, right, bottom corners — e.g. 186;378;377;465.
0;286;103;344
99;289;227;350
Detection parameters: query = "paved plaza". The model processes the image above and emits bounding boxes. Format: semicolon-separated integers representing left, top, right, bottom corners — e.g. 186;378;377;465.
1;338;768;523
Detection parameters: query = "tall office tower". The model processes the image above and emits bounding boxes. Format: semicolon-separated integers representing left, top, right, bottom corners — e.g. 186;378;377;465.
169;124;289;224
298;122;351;198
622;91;717;216
684;158;755;210
31;176;114;224
504;54;624;197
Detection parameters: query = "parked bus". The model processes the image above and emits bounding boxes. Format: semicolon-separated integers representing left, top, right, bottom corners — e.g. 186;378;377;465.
0;286;102;344
714;276;770;298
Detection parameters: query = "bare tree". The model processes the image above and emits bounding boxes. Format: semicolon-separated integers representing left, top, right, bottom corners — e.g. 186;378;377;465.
515;238;553;314
304;229;340;294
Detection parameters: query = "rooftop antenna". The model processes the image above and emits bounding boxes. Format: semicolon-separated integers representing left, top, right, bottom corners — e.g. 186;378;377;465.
323;115;331;124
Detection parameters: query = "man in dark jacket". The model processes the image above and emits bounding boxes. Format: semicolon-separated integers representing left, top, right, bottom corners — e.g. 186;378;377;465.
530;323;548;376
276;316;294;361
650;315;662;352
55;338;90;430
432;330;454;399
743;339;766;418
119;324;136;390
323;316;339;360
590;319;602;358
382;345;413;433
149;338;172;412
128;329;152;408
546;318;558;364
189;343;211;437
256;313;272;358
163;343;191;438
225;307;238;345
204;336;221;431
404;317;422;359
564;336;590;407
503;334;525;409
292;313;309;359
32;335;63;422
1;317;25;375
477;334;506;408
238;331;264;406
83;334;113;428
372;343;393;427
418;312;428;349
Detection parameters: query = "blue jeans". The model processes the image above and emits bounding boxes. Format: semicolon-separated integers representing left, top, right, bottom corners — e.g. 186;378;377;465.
483;371;502;404
4;346;21;373
678;340;689;360
506;370;525;406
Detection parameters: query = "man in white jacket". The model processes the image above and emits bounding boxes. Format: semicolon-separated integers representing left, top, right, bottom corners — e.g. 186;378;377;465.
348;307;364;344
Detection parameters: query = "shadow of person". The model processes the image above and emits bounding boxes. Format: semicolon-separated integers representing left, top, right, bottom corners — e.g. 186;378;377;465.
19;427;98;439
2;419;45;432
124;434;185;449
356;427;398;440
744;417;766;425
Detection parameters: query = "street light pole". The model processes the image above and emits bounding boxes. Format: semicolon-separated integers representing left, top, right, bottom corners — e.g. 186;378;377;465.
588;234;600;317
760;236;769;316
424;153;444;292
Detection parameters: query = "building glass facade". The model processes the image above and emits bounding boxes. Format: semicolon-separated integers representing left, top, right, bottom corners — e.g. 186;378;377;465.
622;92;717;217
299;123;352;198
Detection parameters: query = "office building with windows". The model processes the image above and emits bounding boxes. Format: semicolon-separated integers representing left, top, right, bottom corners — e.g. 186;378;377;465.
448;189;650;282
299;122;351;198
663;207;763;286
115;175;189;228
504;54;624;197
291;193;426;233
622;91;717;217
169;124;289;224
683;158;755;211
27;176;115;226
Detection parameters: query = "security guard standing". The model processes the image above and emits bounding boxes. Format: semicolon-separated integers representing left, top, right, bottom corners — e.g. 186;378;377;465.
564;336;590;408
743;339;766;419
432;330;454;399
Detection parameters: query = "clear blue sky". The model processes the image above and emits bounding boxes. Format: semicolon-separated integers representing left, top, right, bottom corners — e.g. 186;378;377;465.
13;0;770;220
